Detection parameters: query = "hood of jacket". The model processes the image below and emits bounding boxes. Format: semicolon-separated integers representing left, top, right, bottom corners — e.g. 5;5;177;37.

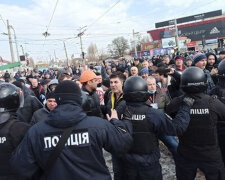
46;102;87;128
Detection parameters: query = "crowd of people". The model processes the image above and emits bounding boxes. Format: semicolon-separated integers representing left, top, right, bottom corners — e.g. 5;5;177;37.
0;50;225;180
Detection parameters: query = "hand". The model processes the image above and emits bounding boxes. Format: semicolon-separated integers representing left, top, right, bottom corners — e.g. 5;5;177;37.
101;61;105;67
210;68;218;75
106;109;118;121
183;97;195;107
168;68;175;74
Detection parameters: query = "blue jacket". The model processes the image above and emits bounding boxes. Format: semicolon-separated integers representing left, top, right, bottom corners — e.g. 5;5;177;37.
11;103;132;180
122;102;190;166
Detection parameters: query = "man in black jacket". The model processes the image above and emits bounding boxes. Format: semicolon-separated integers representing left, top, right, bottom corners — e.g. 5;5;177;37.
80;70;103;117
11;80;132;180
30;92;57;125
13;81;43;123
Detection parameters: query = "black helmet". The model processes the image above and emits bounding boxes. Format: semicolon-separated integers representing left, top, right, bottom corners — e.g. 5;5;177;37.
218;59;225;79
181;67;207;93
0;83;24;111
123;76;150;102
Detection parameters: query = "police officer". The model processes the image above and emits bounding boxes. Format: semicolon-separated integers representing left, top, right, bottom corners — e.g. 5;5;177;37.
0;83;30;180
11;80;132;180
210;59;225;166
119;76;194;180
166;67;225;180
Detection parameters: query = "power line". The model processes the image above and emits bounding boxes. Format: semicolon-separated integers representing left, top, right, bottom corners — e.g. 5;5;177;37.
85;0;121;32
42;0;60;46
0;14;6;27
45;0;60;34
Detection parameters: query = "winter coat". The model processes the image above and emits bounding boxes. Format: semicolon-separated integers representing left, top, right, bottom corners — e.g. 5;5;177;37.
11;102;132;180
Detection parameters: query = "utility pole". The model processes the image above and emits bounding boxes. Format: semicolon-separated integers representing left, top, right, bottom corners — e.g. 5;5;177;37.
10;26;19;62
77;26;87;65
174;19;180;53
133;29;138;57
54;50;57;60
7;20;15;63
20;45;25;56
63;41;69;67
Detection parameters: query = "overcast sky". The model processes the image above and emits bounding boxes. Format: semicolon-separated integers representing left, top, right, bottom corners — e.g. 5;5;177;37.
0;0;224;62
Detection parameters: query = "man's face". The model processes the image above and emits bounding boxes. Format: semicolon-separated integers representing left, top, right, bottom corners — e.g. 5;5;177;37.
134;60;139;65
31;79;38;88
88;78;99;91
195;59;207;69
49;84;57;92
141;73;148;79
175;59;183;66
152;73;160;82
186;60;192;67
110;77;123;94
45;74;50;79
147;78;156;91
163;57;170;64
96;75;102;84
131;67;138;76
142;61;149;68
46;98;57;111
219;54;225;59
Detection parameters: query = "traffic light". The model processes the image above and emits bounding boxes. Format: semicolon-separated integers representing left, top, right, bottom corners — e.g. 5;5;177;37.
19;55;25;61
82;52;85;59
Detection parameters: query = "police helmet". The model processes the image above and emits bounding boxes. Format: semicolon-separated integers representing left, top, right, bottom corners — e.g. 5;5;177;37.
0;83;24;111
123;76;150;102
218;60;225;79
181;67;207;93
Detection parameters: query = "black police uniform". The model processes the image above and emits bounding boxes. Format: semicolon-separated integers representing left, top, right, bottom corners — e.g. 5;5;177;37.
118;76;192;180
0;83;30;180
11;80;132;180
0;112;30;179
210;59;225;166
166;67;225;180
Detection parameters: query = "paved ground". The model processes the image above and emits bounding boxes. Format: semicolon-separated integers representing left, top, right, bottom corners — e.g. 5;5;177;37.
103;142;206;180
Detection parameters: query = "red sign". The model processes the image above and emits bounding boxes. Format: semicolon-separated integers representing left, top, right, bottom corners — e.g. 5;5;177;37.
186;42;197;47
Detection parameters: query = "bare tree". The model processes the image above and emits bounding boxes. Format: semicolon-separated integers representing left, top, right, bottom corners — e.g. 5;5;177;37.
108;36;130;57
87;43;98;63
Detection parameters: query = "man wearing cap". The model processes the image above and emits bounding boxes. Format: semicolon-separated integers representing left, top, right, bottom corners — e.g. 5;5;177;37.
11;80;132;180
30;92;57;125
80;70;103;117
133;58;142;72
174;56;186;73
140;68;149;80
193;53;215;94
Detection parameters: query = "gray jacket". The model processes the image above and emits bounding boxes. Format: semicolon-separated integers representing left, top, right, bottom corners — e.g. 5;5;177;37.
30;106;49;125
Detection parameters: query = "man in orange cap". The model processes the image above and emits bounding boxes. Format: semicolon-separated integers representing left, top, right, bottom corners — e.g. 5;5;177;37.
80;70;103;117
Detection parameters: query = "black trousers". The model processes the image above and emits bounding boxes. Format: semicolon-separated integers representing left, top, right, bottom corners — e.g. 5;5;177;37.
176;154;225;180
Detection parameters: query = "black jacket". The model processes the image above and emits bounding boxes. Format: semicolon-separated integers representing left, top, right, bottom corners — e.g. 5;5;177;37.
81;86;103;117
30;105;49;125
121;101;190;166
17;94;43;123
166;93;225;161
0;112;30;179
11;102;132;180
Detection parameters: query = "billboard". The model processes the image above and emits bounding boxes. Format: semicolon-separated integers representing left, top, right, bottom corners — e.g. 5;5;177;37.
162;37;176;48
177;19;225;41
155;10;222;28
149;17;225;41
